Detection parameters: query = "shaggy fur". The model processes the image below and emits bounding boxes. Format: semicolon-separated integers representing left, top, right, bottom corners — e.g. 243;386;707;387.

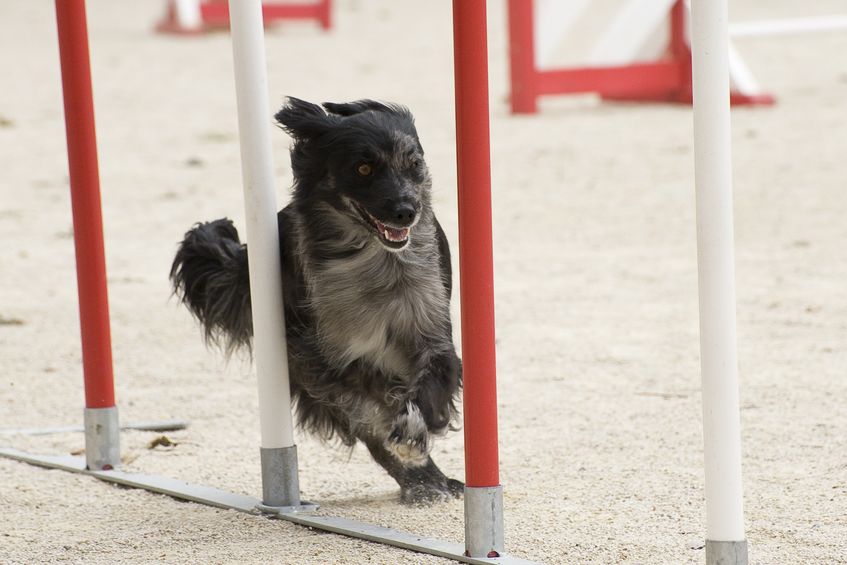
170;98;463;504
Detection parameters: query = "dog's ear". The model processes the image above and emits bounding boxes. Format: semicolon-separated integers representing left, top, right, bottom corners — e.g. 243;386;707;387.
275;97;333;140
322;100;390;117
322;99;413;120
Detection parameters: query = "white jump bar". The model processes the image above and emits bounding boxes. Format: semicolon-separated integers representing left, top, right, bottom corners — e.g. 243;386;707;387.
731;15;847;38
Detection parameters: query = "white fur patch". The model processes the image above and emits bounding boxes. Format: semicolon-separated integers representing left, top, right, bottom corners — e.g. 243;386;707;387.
385;403;430;467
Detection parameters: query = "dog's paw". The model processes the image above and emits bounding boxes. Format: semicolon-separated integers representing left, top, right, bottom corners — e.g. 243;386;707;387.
386;403;430;467
446;477;464;498
399;476;464;505
400;482;453;506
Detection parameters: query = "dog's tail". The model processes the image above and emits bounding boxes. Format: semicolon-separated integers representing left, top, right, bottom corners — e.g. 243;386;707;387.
170;218;252;355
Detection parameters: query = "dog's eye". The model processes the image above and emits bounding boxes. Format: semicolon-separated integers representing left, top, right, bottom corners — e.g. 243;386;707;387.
408;158;421;169
357;163;373;176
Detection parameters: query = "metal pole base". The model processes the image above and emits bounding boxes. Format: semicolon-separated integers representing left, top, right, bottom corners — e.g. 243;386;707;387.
464;485;504;558
706;540;748;565
260;445;302;508
83;406;120;470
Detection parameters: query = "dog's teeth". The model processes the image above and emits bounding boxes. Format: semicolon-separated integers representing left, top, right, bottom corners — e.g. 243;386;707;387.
384;229;390;240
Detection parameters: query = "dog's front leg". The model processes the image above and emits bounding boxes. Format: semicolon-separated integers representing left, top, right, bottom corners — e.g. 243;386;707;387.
385;346;461;467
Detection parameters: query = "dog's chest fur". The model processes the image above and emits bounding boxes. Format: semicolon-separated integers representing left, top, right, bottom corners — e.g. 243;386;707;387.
303;223;448;379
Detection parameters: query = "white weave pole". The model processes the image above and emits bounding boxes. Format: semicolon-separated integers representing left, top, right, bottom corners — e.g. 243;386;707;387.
690;1;748;564
228;0;301;507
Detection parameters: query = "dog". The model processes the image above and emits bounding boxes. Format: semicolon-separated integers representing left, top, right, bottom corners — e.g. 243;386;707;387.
170;98;463;504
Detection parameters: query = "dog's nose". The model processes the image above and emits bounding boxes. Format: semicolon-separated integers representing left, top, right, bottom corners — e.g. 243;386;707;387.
393;204;416;225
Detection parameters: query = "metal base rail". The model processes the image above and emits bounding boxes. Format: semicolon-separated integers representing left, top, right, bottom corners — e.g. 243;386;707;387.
0;447;540;565
0;420;189;436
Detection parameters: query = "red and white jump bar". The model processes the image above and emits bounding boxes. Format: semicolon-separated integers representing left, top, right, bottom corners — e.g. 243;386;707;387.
157;0;331;34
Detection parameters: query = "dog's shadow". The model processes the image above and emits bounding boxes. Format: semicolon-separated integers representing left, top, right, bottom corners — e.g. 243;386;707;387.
314;490;401;509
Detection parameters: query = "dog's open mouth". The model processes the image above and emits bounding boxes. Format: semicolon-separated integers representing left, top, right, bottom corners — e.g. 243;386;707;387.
350;201;411;249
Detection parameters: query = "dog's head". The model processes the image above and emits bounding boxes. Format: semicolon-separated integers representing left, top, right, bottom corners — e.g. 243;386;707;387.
275;97;431;251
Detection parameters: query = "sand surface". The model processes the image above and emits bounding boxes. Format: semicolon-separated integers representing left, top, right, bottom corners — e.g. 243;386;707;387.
1;1;846;563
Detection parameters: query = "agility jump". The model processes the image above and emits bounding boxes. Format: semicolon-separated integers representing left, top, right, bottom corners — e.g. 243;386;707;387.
507;0;775;112
156;0;331;34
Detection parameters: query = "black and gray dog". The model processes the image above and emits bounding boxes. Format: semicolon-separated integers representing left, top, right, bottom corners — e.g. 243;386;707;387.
170;98;463;504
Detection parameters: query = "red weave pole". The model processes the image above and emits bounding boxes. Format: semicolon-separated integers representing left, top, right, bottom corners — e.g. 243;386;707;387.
452;0;500;488
507;0;538;114
55;0;116;409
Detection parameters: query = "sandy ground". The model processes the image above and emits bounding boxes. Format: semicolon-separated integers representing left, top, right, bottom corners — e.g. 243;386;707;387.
2;1;846;564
